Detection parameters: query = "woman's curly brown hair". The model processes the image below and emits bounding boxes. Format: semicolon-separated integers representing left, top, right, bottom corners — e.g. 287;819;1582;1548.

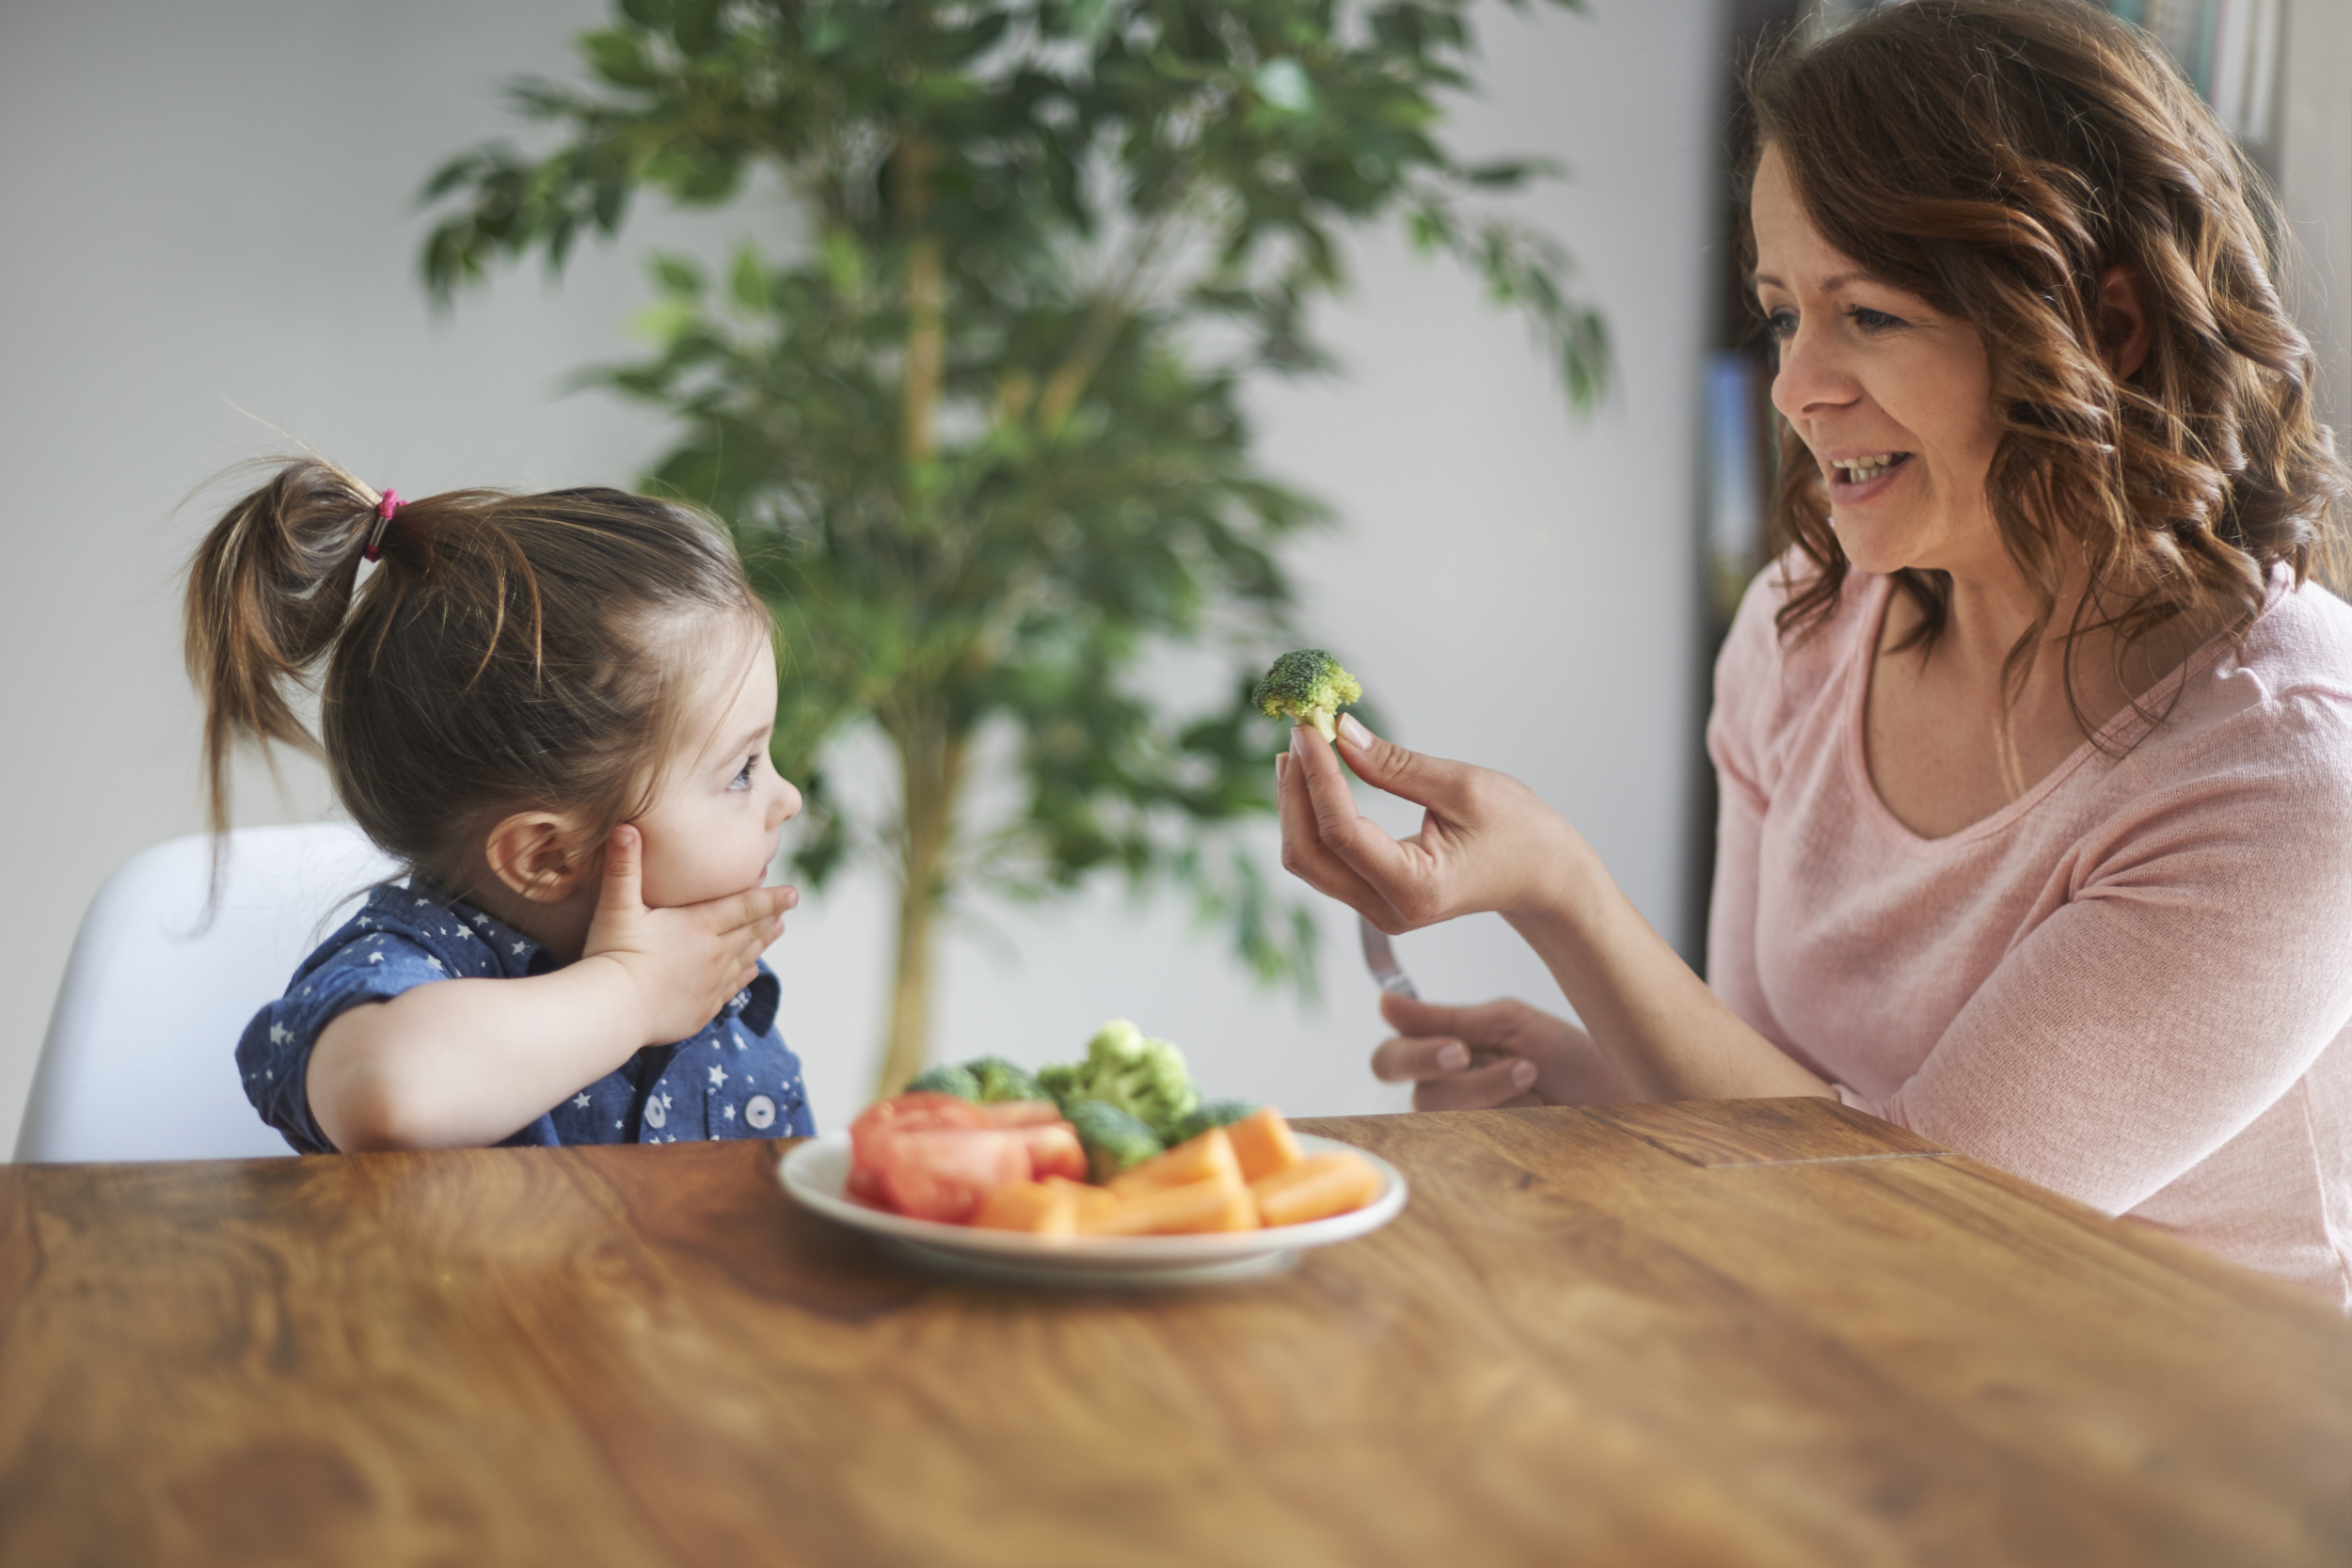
1744;0;2347;734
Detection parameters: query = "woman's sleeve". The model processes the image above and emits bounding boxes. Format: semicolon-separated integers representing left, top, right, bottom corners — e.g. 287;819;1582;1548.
1704;570;1794;1049
1851;699;2352;1215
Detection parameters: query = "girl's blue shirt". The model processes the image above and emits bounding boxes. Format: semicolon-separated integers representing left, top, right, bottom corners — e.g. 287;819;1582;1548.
237;878;813;1153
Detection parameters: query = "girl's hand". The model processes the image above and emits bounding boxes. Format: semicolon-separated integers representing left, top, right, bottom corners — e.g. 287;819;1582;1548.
1371;991;1636;1110
581;825;795;1046
1278;716;1578;934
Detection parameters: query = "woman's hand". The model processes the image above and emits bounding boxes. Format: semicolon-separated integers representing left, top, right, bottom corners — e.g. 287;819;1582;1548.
1277;716;1579;934
581;824;795;1047
1371;991;1637;1110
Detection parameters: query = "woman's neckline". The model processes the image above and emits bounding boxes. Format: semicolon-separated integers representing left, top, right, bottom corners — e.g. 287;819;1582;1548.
1837;571;2252;849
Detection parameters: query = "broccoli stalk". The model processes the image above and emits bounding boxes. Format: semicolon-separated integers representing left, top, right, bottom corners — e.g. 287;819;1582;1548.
1035;1019;1200;1140
1251;648;1363;741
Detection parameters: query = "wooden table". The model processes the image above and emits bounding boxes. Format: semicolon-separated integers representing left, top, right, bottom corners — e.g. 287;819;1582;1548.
2;1099;2346;1566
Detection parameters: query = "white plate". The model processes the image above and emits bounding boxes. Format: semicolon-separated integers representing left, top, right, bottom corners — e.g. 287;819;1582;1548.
777;1132;1409;1286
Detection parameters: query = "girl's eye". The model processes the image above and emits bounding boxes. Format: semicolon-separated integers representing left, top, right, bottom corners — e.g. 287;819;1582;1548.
730;754;756;791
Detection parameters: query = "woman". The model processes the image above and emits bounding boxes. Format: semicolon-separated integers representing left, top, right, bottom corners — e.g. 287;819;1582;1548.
1277;0;2352;1303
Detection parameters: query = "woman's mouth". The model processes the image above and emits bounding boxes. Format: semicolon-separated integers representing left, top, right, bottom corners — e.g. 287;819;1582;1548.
1825;451;1912;500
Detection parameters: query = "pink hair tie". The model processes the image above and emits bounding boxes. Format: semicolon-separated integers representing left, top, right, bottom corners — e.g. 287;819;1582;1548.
363;488;400;562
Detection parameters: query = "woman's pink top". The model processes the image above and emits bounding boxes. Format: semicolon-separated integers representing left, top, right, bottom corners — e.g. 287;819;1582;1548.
1707;562;2352;1306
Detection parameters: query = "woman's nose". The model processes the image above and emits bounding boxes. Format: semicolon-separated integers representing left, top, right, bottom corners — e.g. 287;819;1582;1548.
1770;321;1856;423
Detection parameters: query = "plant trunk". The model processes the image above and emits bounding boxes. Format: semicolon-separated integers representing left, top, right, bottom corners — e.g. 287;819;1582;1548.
875;715;967;1097
896;133;943;465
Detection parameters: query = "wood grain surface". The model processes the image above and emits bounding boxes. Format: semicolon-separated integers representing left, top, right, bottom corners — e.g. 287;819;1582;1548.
1;1100;2345;1568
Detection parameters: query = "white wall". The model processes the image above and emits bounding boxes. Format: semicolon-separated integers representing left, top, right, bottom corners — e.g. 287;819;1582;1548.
0;0;1721;1144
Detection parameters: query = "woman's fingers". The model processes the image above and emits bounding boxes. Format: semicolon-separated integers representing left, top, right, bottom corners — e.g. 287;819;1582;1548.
1369;1031;1472;1084
1376;989;1518;1045
1276;744;1406;927
1410;1055;1539;1112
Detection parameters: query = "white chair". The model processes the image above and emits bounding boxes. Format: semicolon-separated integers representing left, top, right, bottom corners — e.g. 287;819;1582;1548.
14;823;402;1163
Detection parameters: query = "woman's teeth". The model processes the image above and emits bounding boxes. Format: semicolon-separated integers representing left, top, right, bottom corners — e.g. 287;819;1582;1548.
1834;452;1905;483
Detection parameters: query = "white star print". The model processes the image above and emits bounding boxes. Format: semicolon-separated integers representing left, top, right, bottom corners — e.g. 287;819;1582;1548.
269;1022;290;1046
452;925;475;940
416;897;429;907
574;1093;592;1109
708;1064;727;1088
369;951;386;964
424;957;444;973
511;941;529;957
358;916;373;928
723;1104;737;1120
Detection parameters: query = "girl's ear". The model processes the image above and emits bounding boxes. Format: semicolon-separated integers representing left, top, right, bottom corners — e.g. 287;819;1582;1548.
484;811;595;903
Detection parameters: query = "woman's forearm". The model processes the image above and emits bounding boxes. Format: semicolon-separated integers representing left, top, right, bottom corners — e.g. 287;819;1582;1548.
1506;831;1831;1102
308;961;651;1151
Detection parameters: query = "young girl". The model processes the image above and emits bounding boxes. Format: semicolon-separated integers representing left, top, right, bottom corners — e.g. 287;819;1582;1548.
188;459;812;1152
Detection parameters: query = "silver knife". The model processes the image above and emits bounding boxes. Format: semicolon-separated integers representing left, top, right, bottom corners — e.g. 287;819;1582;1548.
1358;913;1418;999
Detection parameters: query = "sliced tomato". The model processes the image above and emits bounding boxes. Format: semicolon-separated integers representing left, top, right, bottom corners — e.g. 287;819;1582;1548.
1014;1122;1088;1182
874;1128;1033;1223
849;1092;990;1185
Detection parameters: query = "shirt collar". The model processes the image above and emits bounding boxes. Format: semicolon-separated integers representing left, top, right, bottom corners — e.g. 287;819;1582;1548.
402;874;554;976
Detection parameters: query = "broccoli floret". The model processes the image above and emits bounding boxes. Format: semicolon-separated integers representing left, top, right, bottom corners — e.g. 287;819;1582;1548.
1038;1019;1200;1139
904;1062;980;1101
1169;1098;1261;1146
1064;1100;1165;1181
965;1055;1045;1104
1251;648;1364;742
1035;1059;1082;1106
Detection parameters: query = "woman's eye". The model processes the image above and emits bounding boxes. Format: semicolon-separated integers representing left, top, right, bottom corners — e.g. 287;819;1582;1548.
730;755;756;791
1846;305;1903;332
1762;308;1797;341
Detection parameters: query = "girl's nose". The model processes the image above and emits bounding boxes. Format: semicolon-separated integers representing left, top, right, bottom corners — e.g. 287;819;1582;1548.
769;776;803;829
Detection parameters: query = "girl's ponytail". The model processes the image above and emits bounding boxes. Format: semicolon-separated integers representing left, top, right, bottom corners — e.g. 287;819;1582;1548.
183;460;383;837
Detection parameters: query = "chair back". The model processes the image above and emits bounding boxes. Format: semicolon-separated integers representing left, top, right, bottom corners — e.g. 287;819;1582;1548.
14;824;401;1163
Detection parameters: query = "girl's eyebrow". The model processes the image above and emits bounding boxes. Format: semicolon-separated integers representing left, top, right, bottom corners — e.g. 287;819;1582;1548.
716;721;771;761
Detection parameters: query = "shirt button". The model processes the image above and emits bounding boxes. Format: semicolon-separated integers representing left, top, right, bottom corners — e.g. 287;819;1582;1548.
745;1095;776;1131
644;1098;668;1130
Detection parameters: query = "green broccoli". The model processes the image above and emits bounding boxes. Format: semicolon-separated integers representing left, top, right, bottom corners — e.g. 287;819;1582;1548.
1037;1019;1200;1139
904;1062;980;1101
1251;648;1364;742
1169;1098;1261;1146
965;1055;1046;1104
1064;1100;1165;1181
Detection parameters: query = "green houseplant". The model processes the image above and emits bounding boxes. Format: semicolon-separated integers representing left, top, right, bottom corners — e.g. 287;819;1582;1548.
421;0;1604;1094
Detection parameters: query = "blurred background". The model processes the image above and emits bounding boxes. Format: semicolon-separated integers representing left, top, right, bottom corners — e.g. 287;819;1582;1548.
1;0;2344;1142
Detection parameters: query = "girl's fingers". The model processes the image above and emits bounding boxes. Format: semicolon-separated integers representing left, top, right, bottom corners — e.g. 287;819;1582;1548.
597;825;645;914
1410;1056;1539;1112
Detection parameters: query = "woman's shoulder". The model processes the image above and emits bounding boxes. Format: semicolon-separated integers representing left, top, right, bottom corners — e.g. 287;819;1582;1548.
1709;554;1879;777
2234;574;2352;699
2135;577;2352;825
